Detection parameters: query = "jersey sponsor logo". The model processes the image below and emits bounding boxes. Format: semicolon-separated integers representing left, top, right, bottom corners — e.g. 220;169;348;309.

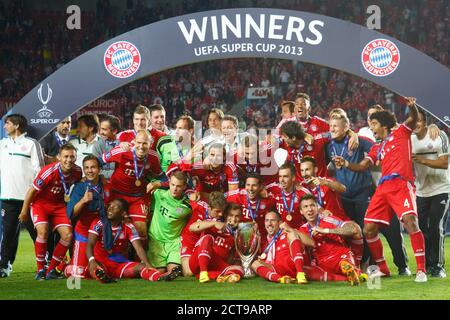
104;41;141;79
362;39;400;77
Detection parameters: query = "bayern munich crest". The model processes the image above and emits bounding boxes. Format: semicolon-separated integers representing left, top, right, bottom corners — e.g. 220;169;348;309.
104;41;141;79
361;39;400;77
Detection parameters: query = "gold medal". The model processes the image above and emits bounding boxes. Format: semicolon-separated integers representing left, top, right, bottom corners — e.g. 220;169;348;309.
286;214;292;222
135;179;142;187
260;253;267;260
64;194;70;203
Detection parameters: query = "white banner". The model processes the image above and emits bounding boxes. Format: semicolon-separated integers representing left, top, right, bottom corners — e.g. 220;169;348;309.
246;87;275;99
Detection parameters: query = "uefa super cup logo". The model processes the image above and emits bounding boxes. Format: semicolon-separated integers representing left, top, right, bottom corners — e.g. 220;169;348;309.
36;83;54;118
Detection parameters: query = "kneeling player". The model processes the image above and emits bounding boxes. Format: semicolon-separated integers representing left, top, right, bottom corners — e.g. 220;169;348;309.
86;198;163;282
298;194;366;286
188;203;244;283
251;211;314;284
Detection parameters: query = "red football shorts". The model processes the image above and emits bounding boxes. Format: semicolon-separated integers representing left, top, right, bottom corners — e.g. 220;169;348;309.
315;249;355;274
364;179;417;226
188;237;230;277
180;232;199;259
30;201;71;231
96;258;140;279
111;191;150;223
271;254;296;278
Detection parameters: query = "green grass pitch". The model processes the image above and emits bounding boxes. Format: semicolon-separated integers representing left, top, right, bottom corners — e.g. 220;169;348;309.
1;231;449;300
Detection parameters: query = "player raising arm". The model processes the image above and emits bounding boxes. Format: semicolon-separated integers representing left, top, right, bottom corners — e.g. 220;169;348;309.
334;97;428;282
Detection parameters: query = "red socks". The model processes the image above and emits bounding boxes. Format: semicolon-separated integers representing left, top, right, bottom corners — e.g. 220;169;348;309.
140;268;162;281
198;235;214;272
289;239;304;273
47;239;71;273
410;231;426;273
255;265;280;282
351;238;364;267
304;266;347;282
35;237;47;271
366;234;390;275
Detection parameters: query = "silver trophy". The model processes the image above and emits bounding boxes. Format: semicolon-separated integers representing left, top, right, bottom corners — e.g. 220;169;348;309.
235;222;261;278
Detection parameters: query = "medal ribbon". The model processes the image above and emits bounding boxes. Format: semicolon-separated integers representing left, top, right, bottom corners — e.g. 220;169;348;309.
175;141;184;159
315;186;324;207
246;194;261;221
281;191;296;215
132;149;147;181
111;225;123;247
377;133;391;161
262;228;283;256
226;224;236;236
57;164;70;198
246;159;257;173
331;135;349;158
307;216;321;238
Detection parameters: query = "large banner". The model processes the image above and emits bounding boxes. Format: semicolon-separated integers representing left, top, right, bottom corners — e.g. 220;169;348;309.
7;8;450;140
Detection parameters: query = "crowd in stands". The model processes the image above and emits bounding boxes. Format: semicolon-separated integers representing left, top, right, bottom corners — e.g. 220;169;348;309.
0;0;448;130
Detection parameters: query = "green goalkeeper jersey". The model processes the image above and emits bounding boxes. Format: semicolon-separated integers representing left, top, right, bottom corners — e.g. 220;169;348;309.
156;135;189;172
149;189;191;241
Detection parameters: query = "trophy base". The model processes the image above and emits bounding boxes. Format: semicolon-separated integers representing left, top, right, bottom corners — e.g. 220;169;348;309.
243;267;256;278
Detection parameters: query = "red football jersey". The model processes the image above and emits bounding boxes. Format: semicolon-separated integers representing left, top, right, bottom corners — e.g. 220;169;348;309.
298;216;350;264
201;227;236;261
102;146;162;195
168;162;239;193
225;188;275;241
266;183;311;229
366;124;415;183
279;136;329;180
232;144;279;186
262;231;291;265
88;218;141;261
181;200;220;257
32;163;82;204
117;128;166;150
301;180;348;221
298;116;330;136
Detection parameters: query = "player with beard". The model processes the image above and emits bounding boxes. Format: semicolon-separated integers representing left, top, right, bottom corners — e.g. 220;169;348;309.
251;211;313;284
266;164;312;229
225;173;275;248
298;195;367;286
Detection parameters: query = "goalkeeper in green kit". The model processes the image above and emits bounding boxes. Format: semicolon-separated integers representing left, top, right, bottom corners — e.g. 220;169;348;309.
148;170;192;279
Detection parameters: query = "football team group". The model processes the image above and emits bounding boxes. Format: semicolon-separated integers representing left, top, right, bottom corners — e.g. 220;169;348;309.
0;92;449;287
